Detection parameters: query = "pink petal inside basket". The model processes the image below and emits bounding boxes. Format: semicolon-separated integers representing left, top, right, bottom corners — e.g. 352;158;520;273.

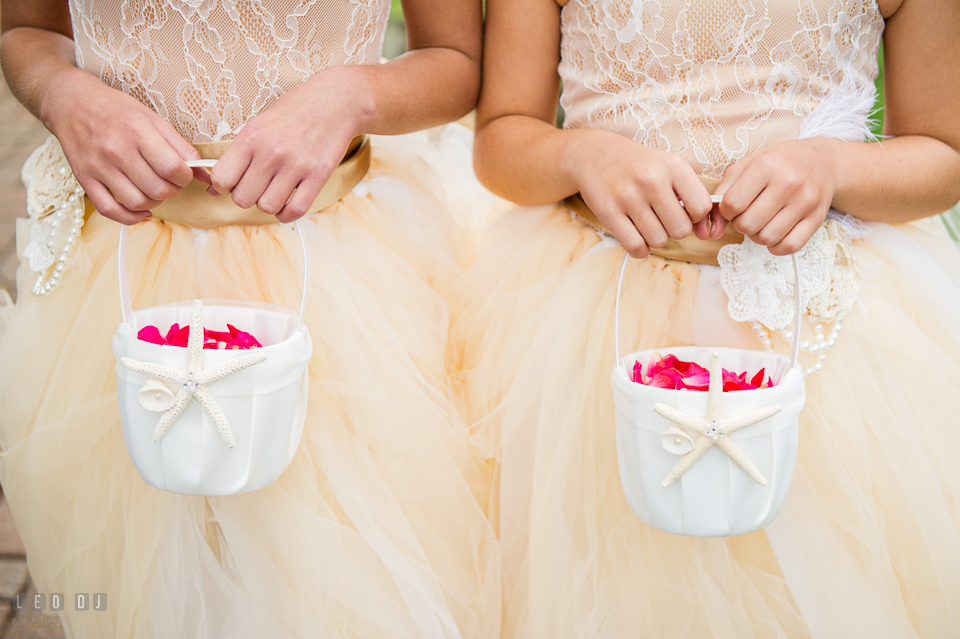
138;324;264;349
632;352;774;391
130;301;301;352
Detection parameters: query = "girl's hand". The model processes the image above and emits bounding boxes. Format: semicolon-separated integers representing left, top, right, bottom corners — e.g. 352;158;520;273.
704;138;838;255
210;66;371;224
574;130;712;259
41;68;202;225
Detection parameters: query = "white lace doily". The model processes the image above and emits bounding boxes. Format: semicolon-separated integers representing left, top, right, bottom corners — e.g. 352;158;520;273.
718;230;830;330
21;136;88;297
717;219;863;330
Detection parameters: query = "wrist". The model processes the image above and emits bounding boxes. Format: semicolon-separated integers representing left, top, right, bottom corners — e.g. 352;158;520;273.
808;136;843;202
311;65;378;138
559;129;603;195
560;128;627;196
38;66;92;135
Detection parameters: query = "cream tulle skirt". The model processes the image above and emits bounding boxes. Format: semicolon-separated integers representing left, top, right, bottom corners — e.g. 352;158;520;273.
449;203;960;638
0;127;499;639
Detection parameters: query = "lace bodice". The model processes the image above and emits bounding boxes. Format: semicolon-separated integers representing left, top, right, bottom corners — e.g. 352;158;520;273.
69;0;390;143
559;0;884;178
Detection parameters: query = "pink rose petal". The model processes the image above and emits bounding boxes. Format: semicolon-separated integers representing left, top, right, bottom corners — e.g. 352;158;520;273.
139;322;262;349
647;353;675;378
683;361;709;377
649;369;684;389
226;331;261;349
680;372;710;389
137;326;165;345
631;353;776;391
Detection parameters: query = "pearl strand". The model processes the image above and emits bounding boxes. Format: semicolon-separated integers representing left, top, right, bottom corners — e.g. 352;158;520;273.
778;316;844;378
749;321;774;352
31;184;86;298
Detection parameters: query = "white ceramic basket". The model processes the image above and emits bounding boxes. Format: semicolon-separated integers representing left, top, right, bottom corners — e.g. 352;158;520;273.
611;254;806;537
112;215;313;496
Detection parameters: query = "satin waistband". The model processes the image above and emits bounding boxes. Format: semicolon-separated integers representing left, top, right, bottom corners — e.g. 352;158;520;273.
564;174;744;266
148;135;370;230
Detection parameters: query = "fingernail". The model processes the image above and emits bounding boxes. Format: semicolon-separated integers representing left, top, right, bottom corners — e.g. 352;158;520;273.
144;213;153;221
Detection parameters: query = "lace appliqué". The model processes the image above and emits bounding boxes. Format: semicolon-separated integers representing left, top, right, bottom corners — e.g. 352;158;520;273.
806;219;862;323
718;228;831;330
718;218;862;377
718;218;860;329
21;136;88;297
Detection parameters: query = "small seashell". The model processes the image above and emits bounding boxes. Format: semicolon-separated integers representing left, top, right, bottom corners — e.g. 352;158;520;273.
661;426;695;455
138;379;176;412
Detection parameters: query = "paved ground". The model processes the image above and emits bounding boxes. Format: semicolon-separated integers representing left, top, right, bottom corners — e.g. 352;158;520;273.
0;491;61;639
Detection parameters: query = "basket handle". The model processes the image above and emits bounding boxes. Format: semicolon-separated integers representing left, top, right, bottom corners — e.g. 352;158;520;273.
614;246;803;370
118;158;310;332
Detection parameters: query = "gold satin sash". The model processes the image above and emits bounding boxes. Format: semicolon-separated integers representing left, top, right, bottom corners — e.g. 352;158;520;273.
564;174;744;266
149;135;370;229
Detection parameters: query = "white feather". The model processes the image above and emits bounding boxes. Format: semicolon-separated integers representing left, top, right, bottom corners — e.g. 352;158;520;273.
798;75;879;143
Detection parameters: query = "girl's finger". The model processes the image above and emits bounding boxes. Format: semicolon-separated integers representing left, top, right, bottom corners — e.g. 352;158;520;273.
228;160;275;210
257;171;304;217
751;205;806;247
715;159;756;220
693;207;729;240
768;216;823;256
626;205;669;249
148;111;202;163
692;215;712;241
126;153;184;202
210;145;253;196
710;210;729;239
276;177;323;223
193;167;213;186
651;189;693;240
601;210;650;259
84;179;153;226
673;170;712;223
102;171;163;211
729;186;785;238
137;125;195;188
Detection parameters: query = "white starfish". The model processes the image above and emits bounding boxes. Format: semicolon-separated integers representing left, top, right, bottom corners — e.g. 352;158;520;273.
121;300;266;448
654;352;781;488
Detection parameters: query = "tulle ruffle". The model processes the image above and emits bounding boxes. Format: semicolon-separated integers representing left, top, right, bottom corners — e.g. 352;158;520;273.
0;127;500;639
449;203;960;638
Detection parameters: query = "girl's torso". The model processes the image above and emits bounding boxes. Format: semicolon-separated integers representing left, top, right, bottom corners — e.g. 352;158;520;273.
69;0;391;143
558;0;885;178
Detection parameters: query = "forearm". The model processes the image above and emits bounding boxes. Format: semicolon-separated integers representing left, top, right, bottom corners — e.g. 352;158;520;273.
820;135;960;222
325;47;479;138
475;115;612;205
0;26;81;125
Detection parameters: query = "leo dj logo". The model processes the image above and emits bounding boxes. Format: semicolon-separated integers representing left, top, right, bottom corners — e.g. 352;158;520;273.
14;592;108;611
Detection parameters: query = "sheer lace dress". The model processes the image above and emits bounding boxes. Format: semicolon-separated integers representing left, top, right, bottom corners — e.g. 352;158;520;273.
69;0;390;142
559;0;884;178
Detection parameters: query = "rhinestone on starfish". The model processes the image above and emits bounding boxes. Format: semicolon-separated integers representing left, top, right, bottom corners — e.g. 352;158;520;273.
120;300;266;448
654;352;781;487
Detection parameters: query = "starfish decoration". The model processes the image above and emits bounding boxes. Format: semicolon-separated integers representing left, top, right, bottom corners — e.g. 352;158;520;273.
654;352;781;488
121;300;266;448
